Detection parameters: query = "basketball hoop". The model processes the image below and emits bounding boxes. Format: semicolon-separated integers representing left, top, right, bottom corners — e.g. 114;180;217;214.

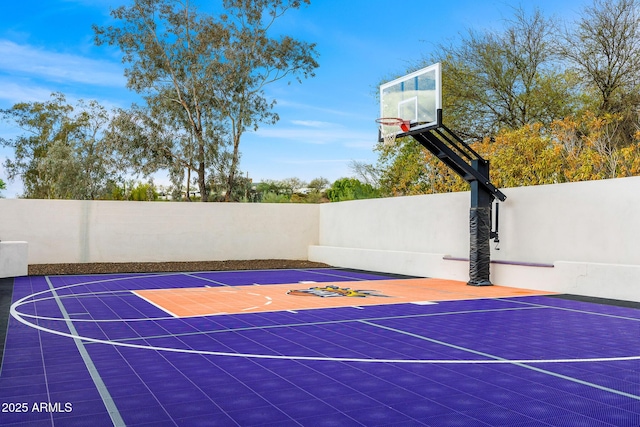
376;117;411;146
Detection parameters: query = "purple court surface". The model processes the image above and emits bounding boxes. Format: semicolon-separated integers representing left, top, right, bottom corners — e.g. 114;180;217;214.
1;268;639;426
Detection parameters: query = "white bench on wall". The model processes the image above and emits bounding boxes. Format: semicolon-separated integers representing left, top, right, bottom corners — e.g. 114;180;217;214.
0;241;28;278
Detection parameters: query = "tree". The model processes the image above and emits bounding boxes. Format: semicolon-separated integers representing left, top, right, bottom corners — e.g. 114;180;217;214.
559;0;640;144
261;192;290;203
375;138;432;196
348;160;380;187
469;112;640;188
369;4;640;197
217;0;319;200
129;181;159;201
553;111;640;181
425;7;578;140
372;137;467;197
0;178;5;198
279;177;307;196
308;177;329;192
472;124;564;188
0;93;118;199
326;178;380;202
95;0;318;202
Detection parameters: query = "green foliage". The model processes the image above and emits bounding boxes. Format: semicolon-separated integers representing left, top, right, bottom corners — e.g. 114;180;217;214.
214;173;253;202
326;178;380;202
103;180;127;201
261;192;290;203
253;177;330;203
0;178;5;197
255;179;290;202
95;0;318;201
559;0;640;145
372;2;640;196
308;177;329;192
423;7;579;140
0;93;119;199
255;180;279;194
129;182;158;201
375;138;432;196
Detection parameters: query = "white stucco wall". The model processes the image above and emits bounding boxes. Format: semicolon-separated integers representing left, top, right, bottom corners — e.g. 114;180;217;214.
1;177;639;301
315;176;640;266
310;176;640;301
496;176;640;265
0;200;319;264
317;191;470;258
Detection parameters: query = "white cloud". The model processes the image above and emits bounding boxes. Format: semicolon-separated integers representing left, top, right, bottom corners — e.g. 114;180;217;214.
276;99;370;120
0;79;53;104
290;120;336;128
253;126;374;148
0;75;131;112
0;40;126;87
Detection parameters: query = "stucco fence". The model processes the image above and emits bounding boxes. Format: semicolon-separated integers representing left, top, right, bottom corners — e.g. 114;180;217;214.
310;176;640;302
0;201;319;266
1;176;639;302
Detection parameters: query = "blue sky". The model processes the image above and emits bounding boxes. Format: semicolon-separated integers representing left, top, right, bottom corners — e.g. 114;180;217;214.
0;0;589;198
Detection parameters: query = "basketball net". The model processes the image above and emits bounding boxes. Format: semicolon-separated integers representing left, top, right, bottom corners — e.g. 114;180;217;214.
376;118;410;147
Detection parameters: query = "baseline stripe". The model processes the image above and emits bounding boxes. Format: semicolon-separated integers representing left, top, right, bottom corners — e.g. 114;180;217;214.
45;277;126;426
502;298;640;322
182;273;231;287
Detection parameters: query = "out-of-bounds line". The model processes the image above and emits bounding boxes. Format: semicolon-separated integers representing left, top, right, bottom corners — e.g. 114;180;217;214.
299;269;371;281
500;298;640;322
181;273;232;287
360;320;640;402
44;277;126;427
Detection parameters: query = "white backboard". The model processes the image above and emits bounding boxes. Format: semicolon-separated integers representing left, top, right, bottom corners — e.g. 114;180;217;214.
379;63;442;136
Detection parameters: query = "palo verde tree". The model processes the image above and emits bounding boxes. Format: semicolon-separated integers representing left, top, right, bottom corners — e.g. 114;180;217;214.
95;0;318;201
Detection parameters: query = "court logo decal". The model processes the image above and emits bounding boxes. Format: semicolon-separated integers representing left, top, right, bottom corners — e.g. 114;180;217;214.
287;285;389;298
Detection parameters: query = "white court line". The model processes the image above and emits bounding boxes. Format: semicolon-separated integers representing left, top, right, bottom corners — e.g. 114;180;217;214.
44;277;126;426
182;273;232;287
11;297;640;365
299;269;372;281
9;274;640;366
11;303;640;365
131;290;180;318
500;298;640;322
361;319;640;402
